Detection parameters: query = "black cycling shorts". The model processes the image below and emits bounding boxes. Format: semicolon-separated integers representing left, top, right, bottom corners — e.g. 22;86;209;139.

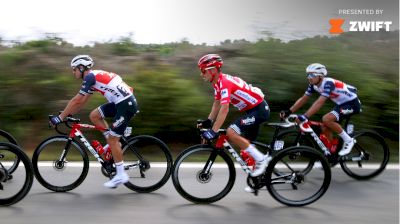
331;98;361;122
228;100;270;141
98;95;139;137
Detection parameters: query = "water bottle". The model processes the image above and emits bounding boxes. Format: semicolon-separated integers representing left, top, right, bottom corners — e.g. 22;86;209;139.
91;140;112;161
102;144;112;161
319;134;338;154
92;140;104;154
240;149;255;167
330;138;339;154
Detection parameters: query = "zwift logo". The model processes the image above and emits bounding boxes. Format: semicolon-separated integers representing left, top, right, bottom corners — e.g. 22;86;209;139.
330;18;393;34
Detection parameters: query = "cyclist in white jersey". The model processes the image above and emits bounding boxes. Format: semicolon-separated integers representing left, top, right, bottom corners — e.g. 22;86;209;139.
49;55;138;188
280;63;361;156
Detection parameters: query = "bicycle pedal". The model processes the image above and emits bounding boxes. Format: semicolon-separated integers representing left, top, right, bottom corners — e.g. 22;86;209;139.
253;189;259;196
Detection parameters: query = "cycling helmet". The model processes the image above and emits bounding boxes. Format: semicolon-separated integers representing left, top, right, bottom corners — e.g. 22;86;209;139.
306;63;327;76
198;54;223;72
71;55;94;70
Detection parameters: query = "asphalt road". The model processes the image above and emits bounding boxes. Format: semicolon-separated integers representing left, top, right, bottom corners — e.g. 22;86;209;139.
1;165;398;224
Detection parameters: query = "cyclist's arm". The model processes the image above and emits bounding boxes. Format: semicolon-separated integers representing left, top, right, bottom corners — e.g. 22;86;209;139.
290;94;310;113
59;93;91;119
304;95;327;118
208;100;221;121
212;103;229;132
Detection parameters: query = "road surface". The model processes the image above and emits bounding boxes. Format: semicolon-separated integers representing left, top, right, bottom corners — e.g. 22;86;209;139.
1;165;398;224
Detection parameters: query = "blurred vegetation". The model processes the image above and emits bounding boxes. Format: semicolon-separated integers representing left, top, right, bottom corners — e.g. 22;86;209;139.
0;32;398;160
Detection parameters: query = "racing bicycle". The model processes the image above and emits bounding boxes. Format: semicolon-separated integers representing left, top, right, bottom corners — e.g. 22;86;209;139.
172;120;331;207
32;115;173;193
276;114;389;180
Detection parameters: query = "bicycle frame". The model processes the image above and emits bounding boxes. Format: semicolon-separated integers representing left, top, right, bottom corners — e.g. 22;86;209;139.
298;121;332;156
68;123;108;163
215;133;253;174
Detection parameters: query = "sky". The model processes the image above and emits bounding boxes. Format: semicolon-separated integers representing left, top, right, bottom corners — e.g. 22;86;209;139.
0;0;398;46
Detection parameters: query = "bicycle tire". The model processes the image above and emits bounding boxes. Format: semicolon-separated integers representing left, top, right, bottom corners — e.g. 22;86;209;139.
265;146;331;206
0;129;20;174
276;129;317;174
32;135;89;192
122;135;173;193
172;144;236;203
0;142;34;206
340;130;389;180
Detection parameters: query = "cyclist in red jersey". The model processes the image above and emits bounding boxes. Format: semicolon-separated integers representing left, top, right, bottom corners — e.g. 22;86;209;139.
197;54;271;191
49;55;138;188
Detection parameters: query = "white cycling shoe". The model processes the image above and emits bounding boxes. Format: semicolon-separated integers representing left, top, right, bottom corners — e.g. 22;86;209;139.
244;186;255;193
104;172;129;188
338;138;356;156
250;155;271;177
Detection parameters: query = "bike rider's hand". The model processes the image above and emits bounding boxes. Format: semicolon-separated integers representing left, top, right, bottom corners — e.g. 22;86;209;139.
49;115;63;127
197;119;213;129
202;129;218;140
279;109;292;119
297;114;308;122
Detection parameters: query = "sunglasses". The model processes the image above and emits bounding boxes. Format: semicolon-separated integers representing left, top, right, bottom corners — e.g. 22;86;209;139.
201;67;215;74
307;73;319;78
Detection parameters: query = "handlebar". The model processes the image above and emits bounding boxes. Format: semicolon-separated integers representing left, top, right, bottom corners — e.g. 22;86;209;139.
49;115;81;135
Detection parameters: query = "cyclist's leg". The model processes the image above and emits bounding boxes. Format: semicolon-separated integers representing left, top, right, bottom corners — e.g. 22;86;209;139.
90;102;116;137
321;113;341;141
327;99;361;156
227;101;270;177
104;96;138;188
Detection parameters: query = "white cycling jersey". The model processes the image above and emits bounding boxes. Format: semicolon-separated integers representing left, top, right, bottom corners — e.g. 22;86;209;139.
305;77;357;105
79;70;133;104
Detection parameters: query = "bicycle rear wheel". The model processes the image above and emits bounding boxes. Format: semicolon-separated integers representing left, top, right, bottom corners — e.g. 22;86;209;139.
265;146;331;206
340;130;389;180
0;142;33;206
172;145;236;203
0;130;20;174
32;135;89;192
122;135;173;193
276;129;318;174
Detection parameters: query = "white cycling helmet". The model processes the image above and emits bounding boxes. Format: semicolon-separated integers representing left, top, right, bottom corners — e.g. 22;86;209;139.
70;55;94;69
306;63;327;76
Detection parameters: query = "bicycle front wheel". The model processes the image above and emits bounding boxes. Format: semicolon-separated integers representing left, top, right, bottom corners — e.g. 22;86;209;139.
172;145;236;203
32;135;89;192
0;142;33;206
265;146;331;206
122;135;173;193
340;130;389;180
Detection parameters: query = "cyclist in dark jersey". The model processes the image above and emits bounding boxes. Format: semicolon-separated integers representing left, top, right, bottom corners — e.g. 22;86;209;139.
49;55;138;188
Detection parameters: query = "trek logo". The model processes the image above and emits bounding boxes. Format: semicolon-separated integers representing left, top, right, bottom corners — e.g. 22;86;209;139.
330;18;393;34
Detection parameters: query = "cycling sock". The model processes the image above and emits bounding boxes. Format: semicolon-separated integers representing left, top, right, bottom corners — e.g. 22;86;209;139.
115;161;124;175
338;131;352;142
245;145;264;161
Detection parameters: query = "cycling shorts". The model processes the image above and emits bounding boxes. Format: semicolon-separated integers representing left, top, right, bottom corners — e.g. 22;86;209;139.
331;98;361;122
98;95;139;137
229;100;270;141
